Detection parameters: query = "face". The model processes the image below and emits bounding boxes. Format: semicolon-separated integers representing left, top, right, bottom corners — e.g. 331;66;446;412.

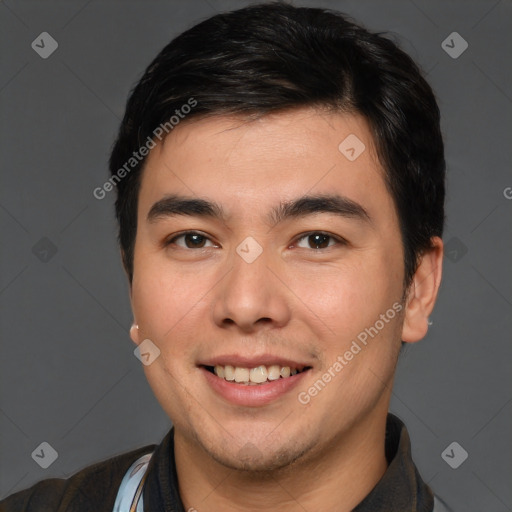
129;108;407;471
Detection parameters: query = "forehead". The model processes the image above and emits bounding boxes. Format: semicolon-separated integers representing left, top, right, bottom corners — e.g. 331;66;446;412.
138;108;393;222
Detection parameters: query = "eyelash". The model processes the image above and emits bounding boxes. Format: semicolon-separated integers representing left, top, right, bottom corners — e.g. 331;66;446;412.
163;230;347;250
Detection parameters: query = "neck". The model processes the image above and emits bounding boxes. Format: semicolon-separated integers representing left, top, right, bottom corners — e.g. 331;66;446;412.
174;408;389;512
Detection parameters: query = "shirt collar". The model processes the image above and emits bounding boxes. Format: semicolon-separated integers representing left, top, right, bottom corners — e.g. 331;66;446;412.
143;413;433;511
353;413;434;511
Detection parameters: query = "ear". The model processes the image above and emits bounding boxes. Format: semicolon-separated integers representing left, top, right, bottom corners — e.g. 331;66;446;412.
401;237;443;343
130;323;141;345
121;248;138;344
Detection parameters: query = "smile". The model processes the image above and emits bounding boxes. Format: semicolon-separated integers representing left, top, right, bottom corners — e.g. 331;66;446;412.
206;364;310;385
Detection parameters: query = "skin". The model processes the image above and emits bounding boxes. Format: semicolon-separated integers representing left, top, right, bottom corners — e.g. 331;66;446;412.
128;107;443;511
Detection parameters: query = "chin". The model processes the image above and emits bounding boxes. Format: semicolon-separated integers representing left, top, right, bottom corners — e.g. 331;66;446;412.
201;433;312;474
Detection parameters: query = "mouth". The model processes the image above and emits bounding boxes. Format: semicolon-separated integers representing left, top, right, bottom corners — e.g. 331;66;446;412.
198;355;314;406
202;364;312;385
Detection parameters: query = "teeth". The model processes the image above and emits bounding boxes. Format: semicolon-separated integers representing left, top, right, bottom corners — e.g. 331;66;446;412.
267;365;281;380
250;365;268;383
234;367;250;383
215;365;225;379
224;365;235;381
213;364;304;384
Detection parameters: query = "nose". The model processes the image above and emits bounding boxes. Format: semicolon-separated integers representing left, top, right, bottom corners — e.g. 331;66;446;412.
212;247;292;334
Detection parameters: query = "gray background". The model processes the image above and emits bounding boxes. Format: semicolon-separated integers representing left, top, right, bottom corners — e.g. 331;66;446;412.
1;0;511;510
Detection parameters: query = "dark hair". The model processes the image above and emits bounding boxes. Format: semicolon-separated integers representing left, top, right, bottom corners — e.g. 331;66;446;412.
109;1;445;287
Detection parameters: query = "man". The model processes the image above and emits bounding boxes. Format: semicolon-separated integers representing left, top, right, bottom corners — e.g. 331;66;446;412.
1;2;451;511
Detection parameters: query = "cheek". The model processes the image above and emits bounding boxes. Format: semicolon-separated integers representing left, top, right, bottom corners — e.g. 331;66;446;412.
131;256;212;346
289;257;398;340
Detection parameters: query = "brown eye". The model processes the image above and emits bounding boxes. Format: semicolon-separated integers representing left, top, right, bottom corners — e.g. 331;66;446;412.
295;232;341;249
183;233;207;248
166;232;215;249
307;233;331;249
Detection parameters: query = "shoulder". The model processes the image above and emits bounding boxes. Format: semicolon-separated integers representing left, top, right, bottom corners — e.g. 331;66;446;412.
0;444;156;512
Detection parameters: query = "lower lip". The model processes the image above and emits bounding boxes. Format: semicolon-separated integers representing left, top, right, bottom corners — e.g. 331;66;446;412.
201;367;310;407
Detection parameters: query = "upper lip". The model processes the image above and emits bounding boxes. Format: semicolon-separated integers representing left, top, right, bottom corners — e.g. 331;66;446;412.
199;354;312;370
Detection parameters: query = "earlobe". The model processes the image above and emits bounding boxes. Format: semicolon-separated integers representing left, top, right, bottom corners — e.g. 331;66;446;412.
130;323;140;345
401;237;443;343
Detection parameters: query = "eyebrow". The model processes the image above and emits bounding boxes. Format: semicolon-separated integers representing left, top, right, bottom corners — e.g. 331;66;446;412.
147;193;371;226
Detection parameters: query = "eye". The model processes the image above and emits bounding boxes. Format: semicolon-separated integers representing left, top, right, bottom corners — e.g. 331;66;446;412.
165;231;217;249
294;232;345;250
